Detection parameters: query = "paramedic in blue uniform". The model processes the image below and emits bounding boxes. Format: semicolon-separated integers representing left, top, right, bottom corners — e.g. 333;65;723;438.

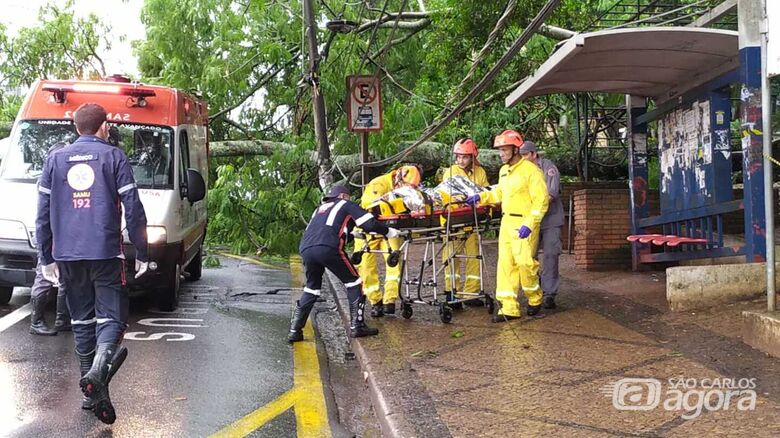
36;103;149;425
288;185;400;343
29;142;71;336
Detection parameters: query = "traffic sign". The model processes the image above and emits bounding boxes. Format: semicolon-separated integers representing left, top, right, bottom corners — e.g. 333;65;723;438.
346;75;383;132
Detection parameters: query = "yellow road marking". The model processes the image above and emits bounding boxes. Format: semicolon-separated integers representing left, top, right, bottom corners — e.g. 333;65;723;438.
209;389;298;438
209;255;332;438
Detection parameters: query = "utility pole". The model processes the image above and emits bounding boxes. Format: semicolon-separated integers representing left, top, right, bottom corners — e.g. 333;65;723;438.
303;0;332;189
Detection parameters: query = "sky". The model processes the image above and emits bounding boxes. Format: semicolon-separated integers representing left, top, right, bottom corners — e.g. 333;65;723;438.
0;0;146;77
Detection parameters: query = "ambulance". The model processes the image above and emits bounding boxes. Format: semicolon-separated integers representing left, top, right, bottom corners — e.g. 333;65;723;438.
0;76;209;311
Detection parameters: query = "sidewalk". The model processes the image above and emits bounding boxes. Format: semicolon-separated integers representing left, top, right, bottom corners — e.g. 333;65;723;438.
325;241;780;437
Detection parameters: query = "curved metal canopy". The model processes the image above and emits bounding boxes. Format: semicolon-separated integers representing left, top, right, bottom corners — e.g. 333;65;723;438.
506;27;739;106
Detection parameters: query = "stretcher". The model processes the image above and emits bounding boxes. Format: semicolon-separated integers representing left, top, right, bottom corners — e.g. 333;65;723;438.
352;202;500;323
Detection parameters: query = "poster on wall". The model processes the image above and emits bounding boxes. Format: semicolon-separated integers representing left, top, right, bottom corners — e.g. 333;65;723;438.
769;0;780;77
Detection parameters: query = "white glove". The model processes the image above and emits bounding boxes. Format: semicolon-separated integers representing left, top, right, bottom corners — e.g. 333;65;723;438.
41;262;60;286
135;259;149;279
386;227;401;238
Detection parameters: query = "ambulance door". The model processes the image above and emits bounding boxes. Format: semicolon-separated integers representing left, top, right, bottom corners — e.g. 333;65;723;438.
177;128;199;266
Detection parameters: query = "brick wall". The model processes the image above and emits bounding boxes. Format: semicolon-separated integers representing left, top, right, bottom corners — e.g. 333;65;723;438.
560;181;627;251
573;189;632;271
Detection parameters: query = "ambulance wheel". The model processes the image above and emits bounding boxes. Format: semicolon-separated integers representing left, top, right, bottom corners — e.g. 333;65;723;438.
0;286;12;305
185;247;203;281
401;302;413;319
350;252;363;265
439;303;452;324
485;296;495;314
387;251;399;268
156;264;180;312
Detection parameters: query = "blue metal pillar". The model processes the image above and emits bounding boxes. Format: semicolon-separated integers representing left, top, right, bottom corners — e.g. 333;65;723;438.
739;0;767;262
627;95;649;270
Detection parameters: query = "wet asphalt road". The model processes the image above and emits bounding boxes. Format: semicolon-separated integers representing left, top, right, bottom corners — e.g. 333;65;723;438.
0;257;300;437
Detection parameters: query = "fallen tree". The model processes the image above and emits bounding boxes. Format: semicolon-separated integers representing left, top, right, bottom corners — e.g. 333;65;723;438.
209;140;505;183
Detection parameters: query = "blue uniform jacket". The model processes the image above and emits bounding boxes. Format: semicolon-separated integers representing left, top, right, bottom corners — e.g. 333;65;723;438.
299;199;388;253
36;135;148;264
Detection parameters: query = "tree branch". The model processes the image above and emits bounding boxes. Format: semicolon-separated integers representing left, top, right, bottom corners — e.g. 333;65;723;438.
210;54;299;120
221;117;254;139
362;51;440;107
462;76;528;112
369;20;430;58
357;11;431;33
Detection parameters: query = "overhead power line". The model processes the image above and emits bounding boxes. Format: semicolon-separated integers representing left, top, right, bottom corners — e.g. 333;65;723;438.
365;0;562;168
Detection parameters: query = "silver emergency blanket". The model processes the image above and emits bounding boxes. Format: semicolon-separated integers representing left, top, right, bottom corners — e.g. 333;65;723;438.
424;175;487;208
383;185;428;213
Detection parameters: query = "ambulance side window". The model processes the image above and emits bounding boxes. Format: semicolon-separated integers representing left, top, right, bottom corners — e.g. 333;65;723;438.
179;130;190;195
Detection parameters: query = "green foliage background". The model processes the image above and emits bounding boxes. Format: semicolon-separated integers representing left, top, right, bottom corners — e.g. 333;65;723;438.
0;0;773;254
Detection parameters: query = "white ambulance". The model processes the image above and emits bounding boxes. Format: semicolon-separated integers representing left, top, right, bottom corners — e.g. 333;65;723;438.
0;76;209;311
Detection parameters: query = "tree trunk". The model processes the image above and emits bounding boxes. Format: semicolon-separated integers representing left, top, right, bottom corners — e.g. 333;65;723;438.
209;140;506;183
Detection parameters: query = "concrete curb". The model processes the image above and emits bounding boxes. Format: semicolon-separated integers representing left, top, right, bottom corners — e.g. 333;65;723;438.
666;262;776;311
324;271;416;438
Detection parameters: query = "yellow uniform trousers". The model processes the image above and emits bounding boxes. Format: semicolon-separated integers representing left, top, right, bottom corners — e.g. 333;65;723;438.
355;235;402;305
495;215;542;317
442;232;482;295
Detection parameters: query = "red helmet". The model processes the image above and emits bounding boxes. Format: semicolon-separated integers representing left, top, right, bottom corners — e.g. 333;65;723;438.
453;138;478;156
493;129;524;149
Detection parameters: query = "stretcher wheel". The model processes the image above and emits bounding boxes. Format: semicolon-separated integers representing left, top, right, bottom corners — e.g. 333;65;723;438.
387;251;400;268
439;303;452;324
401;302;413;319
350;252;363;265
485;295;495;314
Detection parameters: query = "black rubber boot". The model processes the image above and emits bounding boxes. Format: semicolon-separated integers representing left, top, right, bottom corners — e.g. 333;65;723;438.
445;292;463;310
80;343;126;424
542;295;557;309
54;294;72;332
77;350;96;410
527;304;542;316
370;301;384;318
492;314;522;323
287;300;314;343
464;296;485;307
29;297;57;336
382;302;396;315
350;296;379;338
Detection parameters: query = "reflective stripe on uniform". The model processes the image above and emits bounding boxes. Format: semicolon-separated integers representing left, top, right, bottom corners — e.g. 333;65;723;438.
344;278;362;288
355;213;373;226
304;287;321;295
531;210;542;217
363;284;381;293
385;276;400;283
38;185;51;195
326;200;346;226
495;290;516;300
522;283;540;292
96;318;115;324
466;275;481;280
71;318;97;325
118;183;137;194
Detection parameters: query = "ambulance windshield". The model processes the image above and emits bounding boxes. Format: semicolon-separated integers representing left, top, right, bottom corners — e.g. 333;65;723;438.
0;120;174;189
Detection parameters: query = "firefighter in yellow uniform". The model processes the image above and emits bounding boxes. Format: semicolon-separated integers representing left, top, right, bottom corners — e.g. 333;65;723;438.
465;130;548;322
357;165;421;317
440;139;490;307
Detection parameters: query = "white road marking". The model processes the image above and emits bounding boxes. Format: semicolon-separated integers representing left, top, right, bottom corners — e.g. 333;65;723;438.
0;304;31;334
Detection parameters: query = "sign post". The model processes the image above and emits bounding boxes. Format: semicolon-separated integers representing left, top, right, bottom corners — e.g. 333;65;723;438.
762;0;776;310
346;75;383;186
